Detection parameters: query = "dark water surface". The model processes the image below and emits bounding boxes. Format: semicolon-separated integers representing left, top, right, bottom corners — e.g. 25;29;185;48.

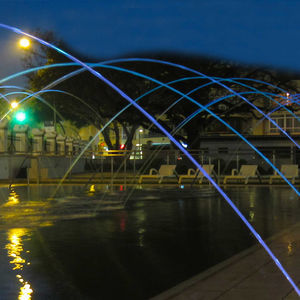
0;184;299;299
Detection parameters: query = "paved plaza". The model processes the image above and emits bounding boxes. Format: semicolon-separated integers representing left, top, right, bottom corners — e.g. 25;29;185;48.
153;222;300;299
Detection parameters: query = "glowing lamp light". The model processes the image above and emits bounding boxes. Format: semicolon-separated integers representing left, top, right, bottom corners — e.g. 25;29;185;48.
120;144;125;150
19;37;30;49
10;101;19;109
180;141;188;148
15;112;26;122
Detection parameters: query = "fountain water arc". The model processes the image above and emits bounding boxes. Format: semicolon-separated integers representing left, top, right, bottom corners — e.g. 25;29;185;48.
2;90;63;119
9;62;298;195
0;23;299;295
0;60;298;195
65;63;300;194
3;88;99;117
1;72;297;155
103;58;300;149
0;61;298;194
1;62;297;123
130;76;297;131
0;92;9;104
2;63;299;139
175;91;280;131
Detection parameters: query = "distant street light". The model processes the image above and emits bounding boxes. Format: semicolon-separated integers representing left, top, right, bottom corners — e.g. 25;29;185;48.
19;37;30;49
138;128;143;159
15;111;26;122
138;128;143;146
10;101;19;109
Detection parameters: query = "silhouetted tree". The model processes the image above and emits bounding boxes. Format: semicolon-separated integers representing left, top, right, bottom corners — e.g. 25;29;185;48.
21;31;300;149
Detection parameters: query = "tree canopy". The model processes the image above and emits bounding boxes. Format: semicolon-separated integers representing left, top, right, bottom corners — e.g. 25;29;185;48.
21;31;300;149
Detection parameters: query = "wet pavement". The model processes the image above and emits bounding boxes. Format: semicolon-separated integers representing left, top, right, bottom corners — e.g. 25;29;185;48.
0;184;300;299
152;222;300;299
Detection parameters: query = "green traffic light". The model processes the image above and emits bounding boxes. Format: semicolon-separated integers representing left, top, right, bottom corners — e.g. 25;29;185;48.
15;112;26;122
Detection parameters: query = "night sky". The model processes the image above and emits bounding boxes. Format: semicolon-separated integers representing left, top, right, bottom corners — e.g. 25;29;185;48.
0;0;300;84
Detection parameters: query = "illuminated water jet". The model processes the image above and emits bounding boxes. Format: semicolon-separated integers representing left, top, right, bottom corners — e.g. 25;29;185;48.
2;63;299;136
0;23;299;296
0;60;298;194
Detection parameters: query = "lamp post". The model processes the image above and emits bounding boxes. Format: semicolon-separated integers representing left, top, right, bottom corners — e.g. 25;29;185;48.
18;38;56;129
139;129;143;159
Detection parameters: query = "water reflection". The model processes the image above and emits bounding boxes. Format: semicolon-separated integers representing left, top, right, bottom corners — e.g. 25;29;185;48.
0;186;55;228
0;185;299;299
88;184;95;195
288;241;293;255
136;209;146;247
249;211;255;222
4;187;20;206
119;211;127;232
5;228;33;300
138;228;145;247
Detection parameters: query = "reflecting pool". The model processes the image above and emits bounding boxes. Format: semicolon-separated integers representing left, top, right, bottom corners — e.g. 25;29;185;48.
0;184;299;299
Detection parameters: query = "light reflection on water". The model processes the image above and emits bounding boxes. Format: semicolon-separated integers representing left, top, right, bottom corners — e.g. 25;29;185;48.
0;185;54;228
0;185;299;299
2;187;33;299
5;228;33;300
5;188;20;206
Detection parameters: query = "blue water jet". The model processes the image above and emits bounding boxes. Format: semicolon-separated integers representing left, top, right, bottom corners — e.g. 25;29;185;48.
1;60;298;194
2;89;99;116
0;23;299;295
2;62;298;129
4;63;297;194
105;58;300;149
1;63;298;193
1;63;297;121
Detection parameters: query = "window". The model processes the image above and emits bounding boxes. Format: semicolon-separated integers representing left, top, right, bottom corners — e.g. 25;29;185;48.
269;114;300;134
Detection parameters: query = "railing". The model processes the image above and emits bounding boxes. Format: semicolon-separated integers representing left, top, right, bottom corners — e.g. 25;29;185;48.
84;147;299;177
1;145;299;179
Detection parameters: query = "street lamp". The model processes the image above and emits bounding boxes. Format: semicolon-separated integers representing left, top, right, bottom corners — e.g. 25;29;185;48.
18;38;55;127
19;37;30;49
10;101;19;109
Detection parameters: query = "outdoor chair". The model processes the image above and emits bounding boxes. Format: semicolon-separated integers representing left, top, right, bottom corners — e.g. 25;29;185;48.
269;164;299;184
223;165;259;184
178;164;215;184
138;164;177;184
